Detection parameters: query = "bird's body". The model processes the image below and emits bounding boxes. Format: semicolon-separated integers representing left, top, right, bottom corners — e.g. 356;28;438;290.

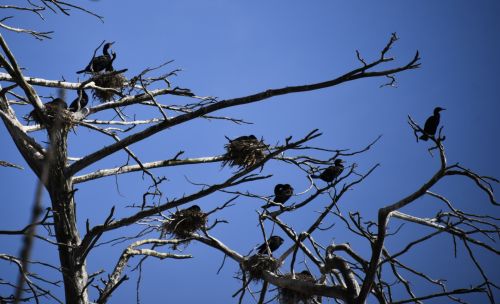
312;159;344;183
232;135;257;142
262;184;294;209
257;235;284;254
185;205;201;212
274;184;293;204
420;107;445;141
69;90;89;112
77;42;115;74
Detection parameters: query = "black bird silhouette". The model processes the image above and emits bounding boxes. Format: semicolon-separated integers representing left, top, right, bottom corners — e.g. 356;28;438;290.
312;159;344;183
232;135;257;142
68;90;89;112
76;42;115;74
420;107;445;141
105;51;117;72
185;205;201;212
263;184;294;209
257;235;284;254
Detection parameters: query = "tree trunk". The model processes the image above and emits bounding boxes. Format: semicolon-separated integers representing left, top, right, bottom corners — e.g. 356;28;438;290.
47;125;89;304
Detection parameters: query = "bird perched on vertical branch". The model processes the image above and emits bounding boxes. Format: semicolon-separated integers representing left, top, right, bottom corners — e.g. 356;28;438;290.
68;90;89;112
76;42;116;74
262;184;294;208
312;159;344;183
420;107;445;141
257;236;284;254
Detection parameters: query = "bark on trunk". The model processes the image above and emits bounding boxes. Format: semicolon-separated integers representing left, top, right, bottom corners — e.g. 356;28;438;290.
47;125;89;304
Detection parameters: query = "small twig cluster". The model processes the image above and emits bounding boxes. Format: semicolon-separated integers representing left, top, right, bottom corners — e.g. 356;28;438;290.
92;72;127;102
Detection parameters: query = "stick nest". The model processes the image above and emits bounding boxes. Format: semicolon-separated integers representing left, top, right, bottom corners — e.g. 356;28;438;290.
92;72;127;102
163;208;207;239
27;108;75;130
242;254;280;281
278;272;317;304
223;136;268;169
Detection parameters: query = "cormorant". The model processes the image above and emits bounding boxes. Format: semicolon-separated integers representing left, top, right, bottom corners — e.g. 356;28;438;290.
420;107;445;141
312;159;344;183
232;135;257;142
262;184;294;208
76;42;115;74
68;90;89;112
257;235;284;254
185;205;201;212
105;51;117;72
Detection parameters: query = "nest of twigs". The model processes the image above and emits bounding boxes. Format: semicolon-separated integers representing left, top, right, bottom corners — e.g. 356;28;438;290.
163;207;207;239
27;107;74;130
242;254;280;282
278;272;317;304
92;72;127;102
223;136;268;169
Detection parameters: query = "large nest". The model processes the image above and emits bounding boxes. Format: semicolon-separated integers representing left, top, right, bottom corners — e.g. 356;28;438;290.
242;254;280;282
163;206;207;239
27;106;74;130
278;272;317;304
223;135;268;169
92;72;127;102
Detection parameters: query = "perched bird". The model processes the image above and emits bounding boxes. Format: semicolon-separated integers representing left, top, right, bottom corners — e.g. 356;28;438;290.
257;235;284;254
300;270;313;277
420;107;445;141
274;184;294;204
68;90;89;112
76;42;115;74
232;135;257;142
185;205;201;212
105;51;117;72
263;184;294;209
312;159;344;183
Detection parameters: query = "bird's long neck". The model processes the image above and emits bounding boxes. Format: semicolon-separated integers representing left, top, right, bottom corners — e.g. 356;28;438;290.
103;45;111;56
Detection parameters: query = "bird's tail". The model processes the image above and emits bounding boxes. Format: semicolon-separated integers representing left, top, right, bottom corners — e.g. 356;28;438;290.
311;175;320;179
76;69;85;74
419;134;429;141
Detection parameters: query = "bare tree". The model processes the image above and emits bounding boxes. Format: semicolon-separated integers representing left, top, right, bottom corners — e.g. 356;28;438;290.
0;2;498;304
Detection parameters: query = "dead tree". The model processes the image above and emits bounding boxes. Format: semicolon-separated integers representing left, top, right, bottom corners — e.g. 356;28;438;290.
0;2;497;304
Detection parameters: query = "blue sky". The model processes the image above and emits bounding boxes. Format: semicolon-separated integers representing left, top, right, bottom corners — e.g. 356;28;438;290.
1;1;499;303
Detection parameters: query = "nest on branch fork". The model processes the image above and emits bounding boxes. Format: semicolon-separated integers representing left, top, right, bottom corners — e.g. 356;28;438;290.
242;254;280;282
278;271;317;304
92;71;127;102
223;135;268;169
163;206;207;239
27;102;74;130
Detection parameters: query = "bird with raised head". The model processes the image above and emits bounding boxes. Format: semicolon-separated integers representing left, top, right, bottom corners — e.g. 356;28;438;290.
257;235;284;254
420;107;445;141
76;42;115;74
312;159;344;183
68;90;89;112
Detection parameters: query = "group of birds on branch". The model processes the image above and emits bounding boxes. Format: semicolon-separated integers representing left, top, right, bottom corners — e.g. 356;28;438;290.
26;42;120;124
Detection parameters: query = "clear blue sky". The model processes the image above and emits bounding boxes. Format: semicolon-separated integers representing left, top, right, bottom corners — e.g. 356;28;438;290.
1;1;499;303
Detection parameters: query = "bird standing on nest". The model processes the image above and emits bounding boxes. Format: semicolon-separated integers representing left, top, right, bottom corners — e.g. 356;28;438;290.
68;90;89;112
76;42;116;74
420;107;445;141
312;159;344;183
257;236;284;254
